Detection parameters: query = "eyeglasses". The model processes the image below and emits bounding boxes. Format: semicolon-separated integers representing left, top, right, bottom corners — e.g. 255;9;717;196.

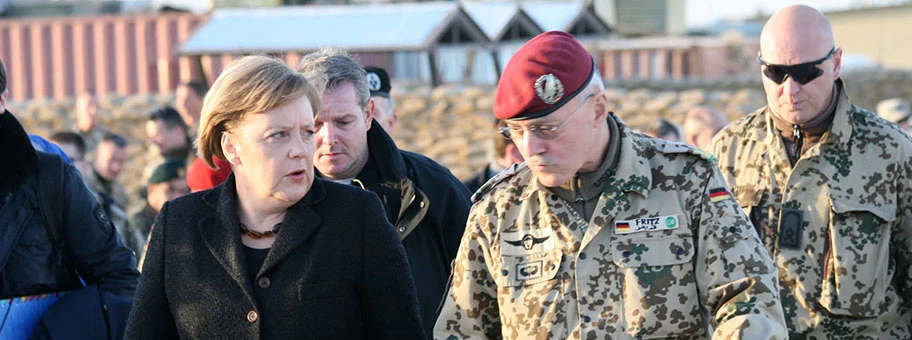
499;93;595;141
756;47;835;85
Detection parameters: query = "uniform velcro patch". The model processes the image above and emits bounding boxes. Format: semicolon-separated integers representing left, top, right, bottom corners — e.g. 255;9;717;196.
709;187;732;202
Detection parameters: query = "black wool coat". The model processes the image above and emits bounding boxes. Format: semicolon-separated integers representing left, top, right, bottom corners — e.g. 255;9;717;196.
125;176;426;340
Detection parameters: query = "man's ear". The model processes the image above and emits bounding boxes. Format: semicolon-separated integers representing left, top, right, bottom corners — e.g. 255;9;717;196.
364;98;375;130
592;90;609;121
221;132;241;166
832;47;843;80
0;88;8;113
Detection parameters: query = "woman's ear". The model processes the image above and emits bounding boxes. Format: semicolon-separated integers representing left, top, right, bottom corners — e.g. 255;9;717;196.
221;132;241;166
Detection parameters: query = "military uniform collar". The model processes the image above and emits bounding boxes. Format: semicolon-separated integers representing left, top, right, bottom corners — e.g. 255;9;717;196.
521;114;651;200
823;79;855;151
750;79;853;149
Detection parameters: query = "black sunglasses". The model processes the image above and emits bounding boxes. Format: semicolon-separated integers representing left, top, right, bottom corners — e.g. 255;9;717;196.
756;47;835;85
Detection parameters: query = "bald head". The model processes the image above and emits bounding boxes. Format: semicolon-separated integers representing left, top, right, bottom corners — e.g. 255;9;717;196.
684;107;729;149
758;5;842;126
760;5;834;64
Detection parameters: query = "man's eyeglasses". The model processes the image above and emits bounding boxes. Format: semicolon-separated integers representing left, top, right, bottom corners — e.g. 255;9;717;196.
499;93;595;141
756;47;835;85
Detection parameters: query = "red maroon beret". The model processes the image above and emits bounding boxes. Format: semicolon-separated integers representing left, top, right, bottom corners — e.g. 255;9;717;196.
494;31;594;121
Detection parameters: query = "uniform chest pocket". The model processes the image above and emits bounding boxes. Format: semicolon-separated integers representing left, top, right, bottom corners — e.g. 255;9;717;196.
820;196;895;317
611;234;702;338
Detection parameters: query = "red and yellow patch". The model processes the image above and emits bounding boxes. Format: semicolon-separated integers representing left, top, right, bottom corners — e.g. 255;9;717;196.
709;188;732;202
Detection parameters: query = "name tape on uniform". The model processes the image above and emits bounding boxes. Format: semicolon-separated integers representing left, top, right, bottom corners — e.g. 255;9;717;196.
615;214;679;235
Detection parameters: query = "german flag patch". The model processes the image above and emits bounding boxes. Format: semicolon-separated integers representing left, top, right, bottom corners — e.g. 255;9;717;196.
709;188;732;202
615;221;631;234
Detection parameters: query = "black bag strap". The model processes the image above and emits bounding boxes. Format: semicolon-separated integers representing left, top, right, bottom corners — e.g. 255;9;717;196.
35;152;69;265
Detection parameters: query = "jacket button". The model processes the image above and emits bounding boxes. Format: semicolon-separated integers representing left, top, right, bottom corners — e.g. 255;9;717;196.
247;310;258;323
398;226;406;233
258;277;271;289
419;201;425;208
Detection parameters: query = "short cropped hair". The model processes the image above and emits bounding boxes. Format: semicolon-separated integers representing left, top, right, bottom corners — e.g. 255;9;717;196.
101;132;127;148
180;80;209;98
149;106;188;131
196;56;322;168
297;48;371;109
49;131;87;158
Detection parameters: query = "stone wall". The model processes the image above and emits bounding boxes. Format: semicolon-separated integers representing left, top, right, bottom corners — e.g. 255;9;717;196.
10;68;912;206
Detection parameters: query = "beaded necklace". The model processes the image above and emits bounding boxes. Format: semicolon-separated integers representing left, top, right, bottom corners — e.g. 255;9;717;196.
240;223;282;239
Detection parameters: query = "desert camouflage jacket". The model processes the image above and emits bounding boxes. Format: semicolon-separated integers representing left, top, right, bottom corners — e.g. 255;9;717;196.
435;115;787;339
708;80;912;339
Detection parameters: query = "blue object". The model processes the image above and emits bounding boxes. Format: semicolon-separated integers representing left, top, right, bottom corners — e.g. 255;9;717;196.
0;292;67;339
29;135;72;165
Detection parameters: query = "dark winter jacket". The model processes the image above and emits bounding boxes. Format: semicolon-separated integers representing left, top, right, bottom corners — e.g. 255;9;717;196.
338;123;472;337
125;175;426;339
0;110;140;337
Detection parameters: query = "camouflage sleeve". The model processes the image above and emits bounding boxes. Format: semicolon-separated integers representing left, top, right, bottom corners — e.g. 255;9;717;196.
434;205;502;340
895;157;912;299
693;164;788;340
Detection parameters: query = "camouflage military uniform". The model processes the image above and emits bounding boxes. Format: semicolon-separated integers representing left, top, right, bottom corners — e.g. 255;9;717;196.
708;80;912;339
435;114;787;339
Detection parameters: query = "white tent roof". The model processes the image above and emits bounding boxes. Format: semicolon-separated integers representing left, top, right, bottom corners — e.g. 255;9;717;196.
180;2;488;55
520;1;582;32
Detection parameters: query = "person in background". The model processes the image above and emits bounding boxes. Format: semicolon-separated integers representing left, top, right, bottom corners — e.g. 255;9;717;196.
86;132;130;208
299;49;471;338
683;106;729;149
641;117;681;142
83;132;133;254
462;119;524;194
708;5;912;338
177;80;234;192
73;90;108;152
128;160;188;259
126;55;425;339
48;131;90;176
145;106;192;163
435;31;786;339
364;66;398;134
174;80;207;131
876;97;911;132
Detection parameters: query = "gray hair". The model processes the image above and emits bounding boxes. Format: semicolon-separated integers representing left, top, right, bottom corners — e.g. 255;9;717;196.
297;48;371;109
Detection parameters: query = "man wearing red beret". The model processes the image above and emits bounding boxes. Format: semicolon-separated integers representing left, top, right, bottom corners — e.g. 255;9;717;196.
435;31;787;339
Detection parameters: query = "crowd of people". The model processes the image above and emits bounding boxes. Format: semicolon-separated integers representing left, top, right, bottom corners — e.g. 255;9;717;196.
1;4;911;339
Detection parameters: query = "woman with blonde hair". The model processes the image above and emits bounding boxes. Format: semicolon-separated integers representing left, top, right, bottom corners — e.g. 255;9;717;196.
125;56;425;339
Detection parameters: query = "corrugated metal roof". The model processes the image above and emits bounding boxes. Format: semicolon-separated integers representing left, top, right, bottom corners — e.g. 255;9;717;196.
520;1;582;32
180;2;487;55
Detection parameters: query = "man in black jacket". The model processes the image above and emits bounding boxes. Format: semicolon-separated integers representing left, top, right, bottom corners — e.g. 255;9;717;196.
0;58;139;339
298;50;471;337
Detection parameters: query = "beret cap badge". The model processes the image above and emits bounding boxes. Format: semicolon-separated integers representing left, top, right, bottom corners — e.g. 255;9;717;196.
534;74;564;105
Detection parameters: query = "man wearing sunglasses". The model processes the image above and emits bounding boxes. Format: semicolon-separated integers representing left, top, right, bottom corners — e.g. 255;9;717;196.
709;5;912;338
436;31;786;339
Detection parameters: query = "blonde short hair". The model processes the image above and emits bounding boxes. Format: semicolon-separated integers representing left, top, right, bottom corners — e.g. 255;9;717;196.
196;56;322;168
